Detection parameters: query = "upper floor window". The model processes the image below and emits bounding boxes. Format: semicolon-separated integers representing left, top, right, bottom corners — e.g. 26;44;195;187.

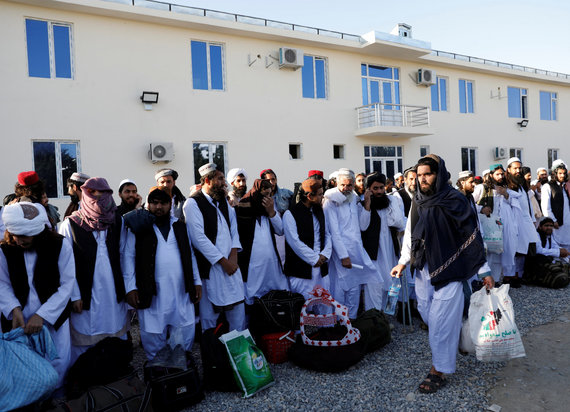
458;79;474;113
430;77;448;112
25;18;73;79
191;40;224;90
507;87;527;118
540;91;557;121
361;64;400;108
302;55;327;99
32;141;80;198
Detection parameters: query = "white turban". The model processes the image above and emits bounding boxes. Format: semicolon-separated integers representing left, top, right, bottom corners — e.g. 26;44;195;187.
2;202;48;236
227;168;247;184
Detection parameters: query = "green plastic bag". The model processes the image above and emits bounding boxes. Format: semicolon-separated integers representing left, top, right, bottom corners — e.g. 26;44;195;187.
219;329;274;398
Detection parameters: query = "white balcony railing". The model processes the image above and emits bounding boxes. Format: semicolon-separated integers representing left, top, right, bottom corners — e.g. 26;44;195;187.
356;103;430;129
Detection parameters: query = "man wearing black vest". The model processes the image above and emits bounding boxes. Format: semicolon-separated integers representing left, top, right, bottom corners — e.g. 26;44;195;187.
184;163;245;332
541;159;570;251
283;179;331;298
0;202;75;389
59;177;128;363
393;167;416;217
123;187;201;360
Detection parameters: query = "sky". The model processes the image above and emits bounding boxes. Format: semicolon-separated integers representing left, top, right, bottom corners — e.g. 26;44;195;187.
164;0;570;74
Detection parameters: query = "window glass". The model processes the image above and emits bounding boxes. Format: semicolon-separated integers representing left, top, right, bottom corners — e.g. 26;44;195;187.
361;64;367;76
369;65;392;79
315;58;326;99
382;82;392;109
370;81;380;104
440;78;447;111
60;143;78;195
361;78;368;105
302;56;314;98
430;83;439;111
508;87;521;118
459;80;466;113
26;19;50;78
191;41;208;90
33;142;57;197
53;25;71;78
467;82;473;113
209;44;223;90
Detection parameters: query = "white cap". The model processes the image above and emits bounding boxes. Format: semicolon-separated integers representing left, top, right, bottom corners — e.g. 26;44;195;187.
70;172;90;183
507;157;521;167
393;172;403;179
119;178;136;189
458;170;473;179
2;202;48;236
482;169;490;176
226;168;247;184
536;167;547;174
552;159;566;170
328;171;339;180
198;162;217;177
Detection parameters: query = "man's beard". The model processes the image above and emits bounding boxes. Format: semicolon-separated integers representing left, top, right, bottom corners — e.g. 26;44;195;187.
539;177;548;185
70;194;79;204
509;172;525;187
491;177;506;187
154;213;170;225
210;185;227;202
233;185;247;198
370;194;390;210
355;185;365;196
342;191;354;203
419;181;436;196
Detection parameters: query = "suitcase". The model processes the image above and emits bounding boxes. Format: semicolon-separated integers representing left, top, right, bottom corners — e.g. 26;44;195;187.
144;355;204;411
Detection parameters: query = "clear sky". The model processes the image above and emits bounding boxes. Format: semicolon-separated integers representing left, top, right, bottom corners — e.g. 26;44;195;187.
166;0;570;74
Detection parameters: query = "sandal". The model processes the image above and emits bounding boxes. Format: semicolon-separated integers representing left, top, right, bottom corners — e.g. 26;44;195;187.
418;373;447;394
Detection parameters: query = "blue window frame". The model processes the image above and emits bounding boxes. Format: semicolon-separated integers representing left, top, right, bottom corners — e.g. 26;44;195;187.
540;91;557;121
430;77;447;112
302;55;327;99
191;40;224;90
26;18;73;79
459;79;474;113
507;87;528;118
32;141;80;198
361;64;400;108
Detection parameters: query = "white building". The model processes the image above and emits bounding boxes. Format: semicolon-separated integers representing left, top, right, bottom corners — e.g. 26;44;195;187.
1;0;568;211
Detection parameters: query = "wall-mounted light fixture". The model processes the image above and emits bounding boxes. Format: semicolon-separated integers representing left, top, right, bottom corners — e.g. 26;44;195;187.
140;91;159;110
517;119;529;128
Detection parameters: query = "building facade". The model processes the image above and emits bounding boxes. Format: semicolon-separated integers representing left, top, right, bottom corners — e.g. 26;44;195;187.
1;0;568;211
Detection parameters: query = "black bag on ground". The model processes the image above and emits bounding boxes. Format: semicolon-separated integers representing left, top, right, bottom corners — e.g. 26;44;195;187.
524;255;570;289
144;351;204;411
250;290;305;336
49;372;152;412
288;334;365;372
351;309;391;353
65;337;133;399
200;317;239;392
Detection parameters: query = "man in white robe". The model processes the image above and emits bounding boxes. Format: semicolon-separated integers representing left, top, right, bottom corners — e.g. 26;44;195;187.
0;202;74;388
60;177;128;363
123;186;202;360
235;179;288;305
284;179;331;299
541;160;570;250
323;168;380;319
184;163;245;332
392;155;494;394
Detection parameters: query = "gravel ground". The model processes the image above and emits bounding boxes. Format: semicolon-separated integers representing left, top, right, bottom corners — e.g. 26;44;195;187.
131;283;570;412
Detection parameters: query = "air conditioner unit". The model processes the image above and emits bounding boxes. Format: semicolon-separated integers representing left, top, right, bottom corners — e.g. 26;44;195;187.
493;146;508;160
279;47;304;69
417;68;436;86
149;142;174;162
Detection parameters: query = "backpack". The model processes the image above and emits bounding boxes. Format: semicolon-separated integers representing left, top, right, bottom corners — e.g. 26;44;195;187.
250;290;305;337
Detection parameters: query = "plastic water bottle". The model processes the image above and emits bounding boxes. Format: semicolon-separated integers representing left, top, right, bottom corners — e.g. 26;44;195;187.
384;277;401;315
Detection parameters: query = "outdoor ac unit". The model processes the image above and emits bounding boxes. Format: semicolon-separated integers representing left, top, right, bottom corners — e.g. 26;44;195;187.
493;146;508;160
279;47;304;69
417;68;436;86
149;142;174;162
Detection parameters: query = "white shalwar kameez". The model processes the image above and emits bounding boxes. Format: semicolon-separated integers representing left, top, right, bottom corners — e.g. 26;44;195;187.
360;197;407;310
184;193;245;332
0;242;75;388
123;217;202;359
323;189;380;318
473;185;518;281
59;220;128;363
509;188;540;277
541;183;570;250
283;209;332;299
244;211;288;305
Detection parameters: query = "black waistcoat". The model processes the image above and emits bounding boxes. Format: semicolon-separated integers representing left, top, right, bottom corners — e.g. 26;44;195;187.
0;230;71;331
396;188;412;217
284;202;328;279
134;220;197;309
361;207;401;261
190;191;231;279
549;181;569;226
68;219;125;310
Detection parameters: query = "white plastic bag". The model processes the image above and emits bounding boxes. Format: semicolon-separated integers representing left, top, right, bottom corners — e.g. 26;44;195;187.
480;214;504;254
468;284;525;362
459;319;475;354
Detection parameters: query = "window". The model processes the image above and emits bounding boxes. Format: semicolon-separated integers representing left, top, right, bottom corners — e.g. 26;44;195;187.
461;147;477;175
25;18;73;79
548;149;559;171
289;144;302;160
302;55;327;99
191;40;224;90
540;91;557;121
361;64;400;108
333;145;345;159
420;145;430;157
32;141;80;198
363;145;403;179
458;80;474;113
192;143;226;183
510;148;523;161
507;87;528;118
430;77;448;112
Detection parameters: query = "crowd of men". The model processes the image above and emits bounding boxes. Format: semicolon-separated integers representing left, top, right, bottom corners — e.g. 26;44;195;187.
0;154;568;397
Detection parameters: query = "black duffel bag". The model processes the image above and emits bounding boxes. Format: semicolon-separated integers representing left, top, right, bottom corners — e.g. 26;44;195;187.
200;317;239;392
250;290;305;336
351;308;391;353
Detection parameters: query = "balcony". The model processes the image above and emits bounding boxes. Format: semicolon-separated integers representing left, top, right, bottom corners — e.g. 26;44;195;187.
355;103;432;138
